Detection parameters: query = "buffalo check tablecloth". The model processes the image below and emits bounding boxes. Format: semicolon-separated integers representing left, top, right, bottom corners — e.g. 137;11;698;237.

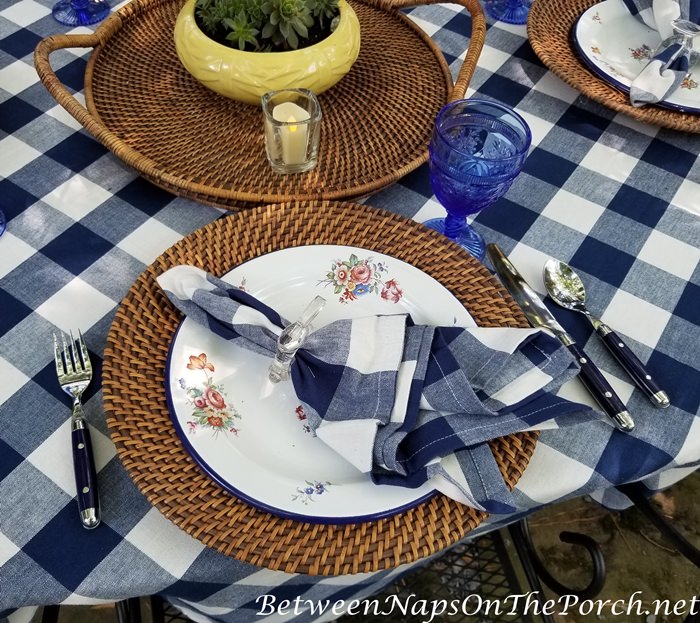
1;0;699;621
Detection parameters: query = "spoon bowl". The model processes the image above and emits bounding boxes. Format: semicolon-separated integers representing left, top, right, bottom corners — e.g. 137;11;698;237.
543;259;589;314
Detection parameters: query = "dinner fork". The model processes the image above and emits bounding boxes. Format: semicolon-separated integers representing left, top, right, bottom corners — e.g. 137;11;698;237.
53;330;101;529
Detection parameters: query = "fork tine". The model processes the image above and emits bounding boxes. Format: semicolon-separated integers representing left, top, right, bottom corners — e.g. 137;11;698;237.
69;330;82;372
53;332;65;376
77;330;91;372
61;331;75;374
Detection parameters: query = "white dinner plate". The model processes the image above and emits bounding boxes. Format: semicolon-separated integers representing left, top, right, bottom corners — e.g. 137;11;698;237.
573;0;700;113
165;245;475;523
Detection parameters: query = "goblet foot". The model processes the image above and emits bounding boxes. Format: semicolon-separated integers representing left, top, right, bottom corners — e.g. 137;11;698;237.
424;218;486;262
486;0;531;24
52;0;110;25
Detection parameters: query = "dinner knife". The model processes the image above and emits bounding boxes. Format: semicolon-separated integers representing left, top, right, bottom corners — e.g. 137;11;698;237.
486;243;635;433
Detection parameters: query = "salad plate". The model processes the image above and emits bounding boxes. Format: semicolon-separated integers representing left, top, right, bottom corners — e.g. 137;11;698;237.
573;0;700;113
165;244;474;523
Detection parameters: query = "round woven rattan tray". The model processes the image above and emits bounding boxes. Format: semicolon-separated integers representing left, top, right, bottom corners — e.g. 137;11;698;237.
34;0;485;208
103;200;538;575
528;0;700;133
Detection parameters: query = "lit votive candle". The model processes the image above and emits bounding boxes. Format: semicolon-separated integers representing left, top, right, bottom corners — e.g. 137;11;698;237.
272;101;311;166
262;89;322;174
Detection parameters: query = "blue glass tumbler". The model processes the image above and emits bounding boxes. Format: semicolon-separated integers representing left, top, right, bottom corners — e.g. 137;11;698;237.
423;99;531;261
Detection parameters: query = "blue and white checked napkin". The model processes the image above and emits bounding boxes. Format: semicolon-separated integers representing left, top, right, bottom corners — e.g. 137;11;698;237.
622;0;700;106
158;266;598;514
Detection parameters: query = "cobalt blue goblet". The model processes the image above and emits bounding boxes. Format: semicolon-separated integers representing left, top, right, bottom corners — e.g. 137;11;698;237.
423;99;531;261
0;210;6;238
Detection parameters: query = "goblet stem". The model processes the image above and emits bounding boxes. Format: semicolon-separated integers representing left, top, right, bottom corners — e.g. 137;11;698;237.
443;213;467;241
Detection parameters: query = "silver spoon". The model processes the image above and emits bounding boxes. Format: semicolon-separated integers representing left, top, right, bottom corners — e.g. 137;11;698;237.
543;259;669;409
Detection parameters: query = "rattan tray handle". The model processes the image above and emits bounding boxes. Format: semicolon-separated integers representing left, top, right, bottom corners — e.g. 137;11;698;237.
33;17;167;182
34;0;484;131
367;0;486;100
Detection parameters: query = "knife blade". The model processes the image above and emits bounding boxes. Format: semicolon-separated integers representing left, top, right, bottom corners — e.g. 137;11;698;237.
486;243;635;432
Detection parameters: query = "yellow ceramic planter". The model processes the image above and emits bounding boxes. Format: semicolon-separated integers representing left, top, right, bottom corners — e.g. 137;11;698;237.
174;0;361;105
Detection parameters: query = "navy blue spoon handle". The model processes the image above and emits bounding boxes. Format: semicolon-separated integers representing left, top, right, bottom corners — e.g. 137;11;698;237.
597;325;670;408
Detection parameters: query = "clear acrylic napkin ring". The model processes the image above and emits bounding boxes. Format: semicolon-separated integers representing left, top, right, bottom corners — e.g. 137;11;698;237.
268;296;326;383
657;18;700;65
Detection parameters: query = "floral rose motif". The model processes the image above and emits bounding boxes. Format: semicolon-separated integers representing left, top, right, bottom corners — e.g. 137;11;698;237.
187;353;215;372
182;352;241;437
321;254;404;304
349;263;372;285
204;386;226;410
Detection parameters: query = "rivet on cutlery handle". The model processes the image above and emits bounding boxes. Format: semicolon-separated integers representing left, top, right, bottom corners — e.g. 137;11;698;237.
72;406;101;529
595;325;670;408
566;343;635;432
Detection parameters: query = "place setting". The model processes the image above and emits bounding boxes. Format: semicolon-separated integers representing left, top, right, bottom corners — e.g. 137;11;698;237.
102;198;544;575
528;0;700;131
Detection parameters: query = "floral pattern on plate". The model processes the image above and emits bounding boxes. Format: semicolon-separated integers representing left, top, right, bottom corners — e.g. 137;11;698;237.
292;480;332;504
629;44;652;61
681;75;698;90
181;353;241;436
320;253;404;304
295;405;313;434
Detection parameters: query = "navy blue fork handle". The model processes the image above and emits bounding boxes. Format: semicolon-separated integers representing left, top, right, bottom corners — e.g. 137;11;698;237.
566;343;635;432
71;412;101;529
597;326;670;408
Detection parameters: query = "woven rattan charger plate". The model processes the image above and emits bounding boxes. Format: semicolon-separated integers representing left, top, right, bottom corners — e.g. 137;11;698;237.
103;200;538;576
528;0;700;133
34;0;485;209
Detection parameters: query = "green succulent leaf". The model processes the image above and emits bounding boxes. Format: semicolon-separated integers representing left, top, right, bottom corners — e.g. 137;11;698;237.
195;0;339;51
223;10;260;50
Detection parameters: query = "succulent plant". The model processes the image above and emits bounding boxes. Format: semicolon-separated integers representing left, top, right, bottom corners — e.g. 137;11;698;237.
195;0;340;51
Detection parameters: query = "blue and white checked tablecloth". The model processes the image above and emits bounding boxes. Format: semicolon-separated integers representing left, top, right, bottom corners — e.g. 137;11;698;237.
1;0;699;620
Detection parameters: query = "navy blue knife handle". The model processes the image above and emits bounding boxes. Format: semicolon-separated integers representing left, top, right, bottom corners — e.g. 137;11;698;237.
72;419;101;529
566;343;634;432
598;327;669;408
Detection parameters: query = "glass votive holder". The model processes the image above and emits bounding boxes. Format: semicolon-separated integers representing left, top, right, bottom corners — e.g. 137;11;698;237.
262;89;322;174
